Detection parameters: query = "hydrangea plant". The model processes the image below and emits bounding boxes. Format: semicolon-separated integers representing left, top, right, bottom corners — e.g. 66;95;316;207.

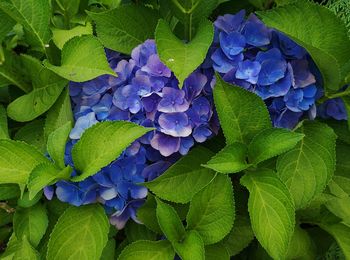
0;1;350;260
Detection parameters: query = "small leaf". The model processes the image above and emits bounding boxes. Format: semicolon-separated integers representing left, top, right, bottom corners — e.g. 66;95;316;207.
186;174;234;245
203;143;250;174
47;205;109;260
156;198;185;243
118;240;175;260
213;74;271;145
155;19;213;87
136;194;162;234
47;122;72;169
277;121;336;209
87;5;160;54
248;128;304;165
52;23;93;49
0;0;51;51
44;35;116;82
241;170;295;260
27;164;72;200
7;55;68;122
14;119;46;153
72;121;152;182
44;87;73;140
0;140;49;184
1;236;40;260
145;146;216;203
222;215;254;256
173;230;205;260
257;1;350;91
13;203;48;247
0;105;9;139
320;223;350;259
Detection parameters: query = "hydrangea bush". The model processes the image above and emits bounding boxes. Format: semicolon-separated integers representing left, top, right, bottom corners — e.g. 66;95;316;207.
0;0;350;260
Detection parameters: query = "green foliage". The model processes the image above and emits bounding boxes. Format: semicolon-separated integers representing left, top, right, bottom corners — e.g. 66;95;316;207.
241;170;295;259
52;23;93;49
0;10;15;42
173;230;205;260
205;243;230;260
14;119;46;153
155;19;213;87
71;121;152;181
0;104;9;139
145;146;216;203
1;236;40;260
320;223;350;259
277;121;336;209
136;194;162;234
186;174;234;245
44;35;116;82
286;225;315;259
213;74;271;145
257;1;350;92
88;5;160;54
47;205;109;260
7;55;68;122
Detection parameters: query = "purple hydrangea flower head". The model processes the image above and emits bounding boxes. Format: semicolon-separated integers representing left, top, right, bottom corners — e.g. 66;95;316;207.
46;40;218;229
211;10;323;129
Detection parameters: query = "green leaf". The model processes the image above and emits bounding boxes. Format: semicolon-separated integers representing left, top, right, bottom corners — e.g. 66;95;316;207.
145;146;216;203
205;243;230;260
213;74;271;145
125;221;156;243
17;191;42;208
0;105;9;140
47;122;72;169
241;170;295;260
100;239;116;260
335;141;350;178
27;164;72;200
277;121;336;209
155;19;213;87
248;128;304;165
43;35;116;82
118;240;175;260
186;174;234;245
0;0;51;51
136;194;162;234
156;198;185;243
173;230;205;260
0;10;15;42
72;121;151;182
1;236;40;260
87;5;160;54
52;23;93;50
0;184;20;200
222;215;254;256
203;143;250;174
257;1;350;91
341;96;350;130
0;139;49;184
14;119;46;153
7;55;68;122
286;225;315;260
44;87;73;140
13;203;48;247
320;223;350;259
47;205;109;260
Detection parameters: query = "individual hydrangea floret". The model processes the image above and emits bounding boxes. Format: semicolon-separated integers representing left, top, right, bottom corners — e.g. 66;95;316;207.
210;10;323;129
45;40;218;229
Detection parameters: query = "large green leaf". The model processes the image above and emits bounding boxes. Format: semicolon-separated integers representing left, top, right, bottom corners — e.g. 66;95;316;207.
173;230;205;260
241;170;295;260
44;35;116;82
213;74;271;144
257;1;350;92
248;128;304;165
203;143;250;174
320;223;350;259
1;236;40;260
186;174;234;245
0;105;9;139
7;55;68;122
52;23;93;49
13;203;48;247
72;121;152;182
0;0;51;51
155;19;213;87
156;198;185;243
88;5;159;54
277;121;336;209
118;240;175;260
47;205;109;260
14;119;46;153
145;146;216;203
0;139;49;184
44;87;73;140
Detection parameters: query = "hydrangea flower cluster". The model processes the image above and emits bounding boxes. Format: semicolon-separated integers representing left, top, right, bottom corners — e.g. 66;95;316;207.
44;40;218;229
210;10;323;128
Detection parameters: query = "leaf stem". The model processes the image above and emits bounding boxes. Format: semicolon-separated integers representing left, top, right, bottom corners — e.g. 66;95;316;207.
0;202;15;213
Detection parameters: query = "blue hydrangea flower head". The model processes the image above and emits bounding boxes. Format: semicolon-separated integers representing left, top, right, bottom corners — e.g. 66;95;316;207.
45;40;218;229
211;10;323;129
